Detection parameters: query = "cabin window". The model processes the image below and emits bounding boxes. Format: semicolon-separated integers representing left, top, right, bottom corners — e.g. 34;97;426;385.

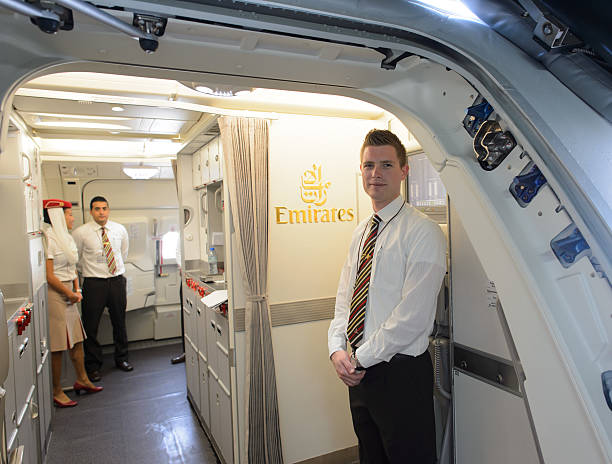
408;153;447;207
162;230;180;262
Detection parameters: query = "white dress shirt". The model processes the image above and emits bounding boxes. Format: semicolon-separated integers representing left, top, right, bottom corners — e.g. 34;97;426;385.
328;195;446;368
72;220;129;278
44;227;78;282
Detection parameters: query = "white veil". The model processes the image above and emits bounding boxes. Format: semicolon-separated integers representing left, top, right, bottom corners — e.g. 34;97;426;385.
43;207;79;265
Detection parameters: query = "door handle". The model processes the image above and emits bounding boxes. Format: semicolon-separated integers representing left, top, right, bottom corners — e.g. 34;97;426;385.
18;338;29;358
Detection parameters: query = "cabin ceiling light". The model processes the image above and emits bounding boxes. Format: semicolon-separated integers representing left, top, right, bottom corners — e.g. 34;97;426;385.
30;113;130;121
195;86;234;97
37;137;182;157
189;82;253;98
234;90;253;97
111;105;125;112
122;167;159;179
35;121;131;130
414;0;481;21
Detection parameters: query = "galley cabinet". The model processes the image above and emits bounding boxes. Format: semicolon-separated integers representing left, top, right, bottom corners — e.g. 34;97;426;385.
183;277;233;464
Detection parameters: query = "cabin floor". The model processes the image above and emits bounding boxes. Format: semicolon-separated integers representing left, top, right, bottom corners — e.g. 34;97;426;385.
45;342;220;464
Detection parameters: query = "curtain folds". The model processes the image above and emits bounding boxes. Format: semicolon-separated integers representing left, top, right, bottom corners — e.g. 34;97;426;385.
219;116;284;464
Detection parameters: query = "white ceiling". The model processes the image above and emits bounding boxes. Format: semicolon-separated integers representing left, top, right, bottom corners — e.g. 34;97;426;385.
13;72;387;162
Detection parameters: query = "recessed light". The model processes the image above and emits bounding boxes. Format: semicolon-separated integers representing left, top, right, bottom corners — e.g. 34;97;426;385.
195;86;213;94
111;106;125;112
234;90;252;97
194;86;238;97
122;167;160;179
110;131;121;134
36;121;130;130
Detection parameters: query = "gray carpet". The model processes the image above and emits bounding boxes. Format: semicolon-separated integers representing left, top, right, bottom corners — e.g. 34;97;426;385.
45;342;219;464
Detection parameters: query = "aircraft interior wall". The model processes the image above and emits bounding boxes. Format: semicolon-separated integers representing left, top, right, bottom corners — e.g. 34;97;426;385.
5;84;611;464
3;78;609;464
0;4;610;462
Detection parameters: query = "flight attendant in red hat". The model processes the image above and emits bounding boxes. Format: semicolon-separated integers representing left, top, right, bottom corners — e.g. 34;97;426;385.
42;199;103;407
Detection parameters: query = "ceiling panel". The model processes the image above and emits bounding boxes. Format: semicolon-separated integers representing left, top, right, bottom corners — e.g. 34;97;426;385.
13;71;386;161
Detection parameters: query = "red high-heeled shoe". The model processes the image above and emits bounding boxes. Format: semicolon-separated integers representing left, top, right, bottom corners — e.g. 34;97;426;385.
73;381;104;394
54;397;78;408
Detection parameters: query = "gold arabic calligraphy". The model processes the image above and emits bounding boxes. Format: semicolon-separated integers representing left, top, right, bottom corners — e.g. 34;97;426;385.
300;164;331;206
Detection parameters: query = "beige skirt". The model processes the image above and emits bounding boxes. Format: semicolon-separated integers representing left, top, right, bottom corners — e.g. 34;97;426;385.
47;281;86;352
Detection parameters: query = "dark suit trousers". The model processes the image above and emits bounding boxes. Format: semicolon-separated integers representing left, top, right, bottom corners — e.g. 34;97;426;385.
82;275;128;371
349;351;436;464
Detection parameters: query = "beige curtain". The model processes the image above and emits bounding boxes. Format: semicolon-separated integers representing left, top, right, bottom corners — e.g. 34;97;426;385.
218;116;283;464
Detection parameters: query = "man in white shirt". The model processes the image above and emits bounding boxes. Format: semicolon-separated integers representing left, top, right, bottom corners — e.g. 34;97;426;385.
73;196;133;380
328;130;446;463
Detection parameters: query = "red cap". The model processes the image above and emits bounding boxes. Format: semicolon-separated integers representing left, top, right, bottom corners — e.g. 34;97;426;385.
42;199;72;209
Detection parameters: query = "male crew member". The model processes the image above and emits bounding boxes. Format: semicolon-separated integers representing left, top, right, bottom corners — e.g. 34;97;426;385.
328;130;446;463
73;196;133;381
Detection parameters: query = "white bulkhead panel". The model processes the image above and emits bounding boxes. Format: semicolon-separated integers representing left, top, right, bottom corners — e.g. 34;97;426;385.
454;371;540;463
451;204;511;360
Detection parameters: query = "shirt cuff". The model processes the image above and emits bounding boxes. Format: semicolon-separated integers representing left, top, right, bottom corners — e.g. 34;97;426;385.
354;344;378;369
328;338;347;359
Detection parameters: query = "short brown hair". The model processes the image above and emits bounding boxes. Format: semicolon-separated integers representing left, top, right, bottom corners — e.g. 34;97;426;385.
360;129;407;167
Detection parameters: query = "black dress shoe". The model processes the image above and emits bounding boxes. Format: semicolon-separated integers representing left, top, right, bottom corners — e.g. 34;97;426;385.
88;370;101;382
116;361;133;372
171;353;185;364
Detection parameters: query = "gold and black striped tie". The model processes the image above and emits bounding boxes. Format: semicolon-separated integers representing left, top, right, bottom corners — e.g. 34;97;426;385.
101;227;117;275
347;215;381;349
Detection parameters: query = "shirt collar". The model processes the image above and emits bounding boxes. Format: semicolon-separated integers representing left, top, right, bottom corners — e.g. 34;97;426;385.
373;196;405;224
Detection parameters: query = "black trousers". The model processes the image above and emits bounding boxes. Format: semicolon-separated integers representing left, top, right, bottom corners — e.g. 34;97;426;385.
349;351;436;464
82;275;128;371
179;281;185;352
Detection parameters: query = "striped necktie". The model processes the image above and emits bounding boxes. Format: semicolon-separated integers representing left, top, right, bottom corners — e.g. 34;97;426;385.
347;214;381;349
101;227;117;275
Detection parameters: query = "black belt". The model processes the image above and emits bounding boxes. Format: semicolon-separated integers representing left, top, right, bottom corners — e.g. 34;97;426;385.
364;352;429;371
84;275;123;281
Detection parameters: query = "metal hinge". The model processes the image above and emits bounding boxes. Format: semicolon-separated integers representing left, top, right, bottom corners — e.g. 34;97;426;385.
517;0;581;49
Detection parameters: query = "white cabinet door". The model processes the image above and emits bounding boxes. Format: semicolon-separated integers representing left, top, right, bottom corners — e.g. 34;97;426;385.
192;150;202;188
37;355;51;455
17;396;37;464
13;323;34;415
209;138;221;182
182;288;195;346
195;300;205;355
206;307;218;377
196;299;208;361
201;145;211;185
184;342;192;398
218;377;233;464
209;375;220;448
185;341;200;410
205;309;232;463
215;312;230;391
198;355;211;428
4;330;17;454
